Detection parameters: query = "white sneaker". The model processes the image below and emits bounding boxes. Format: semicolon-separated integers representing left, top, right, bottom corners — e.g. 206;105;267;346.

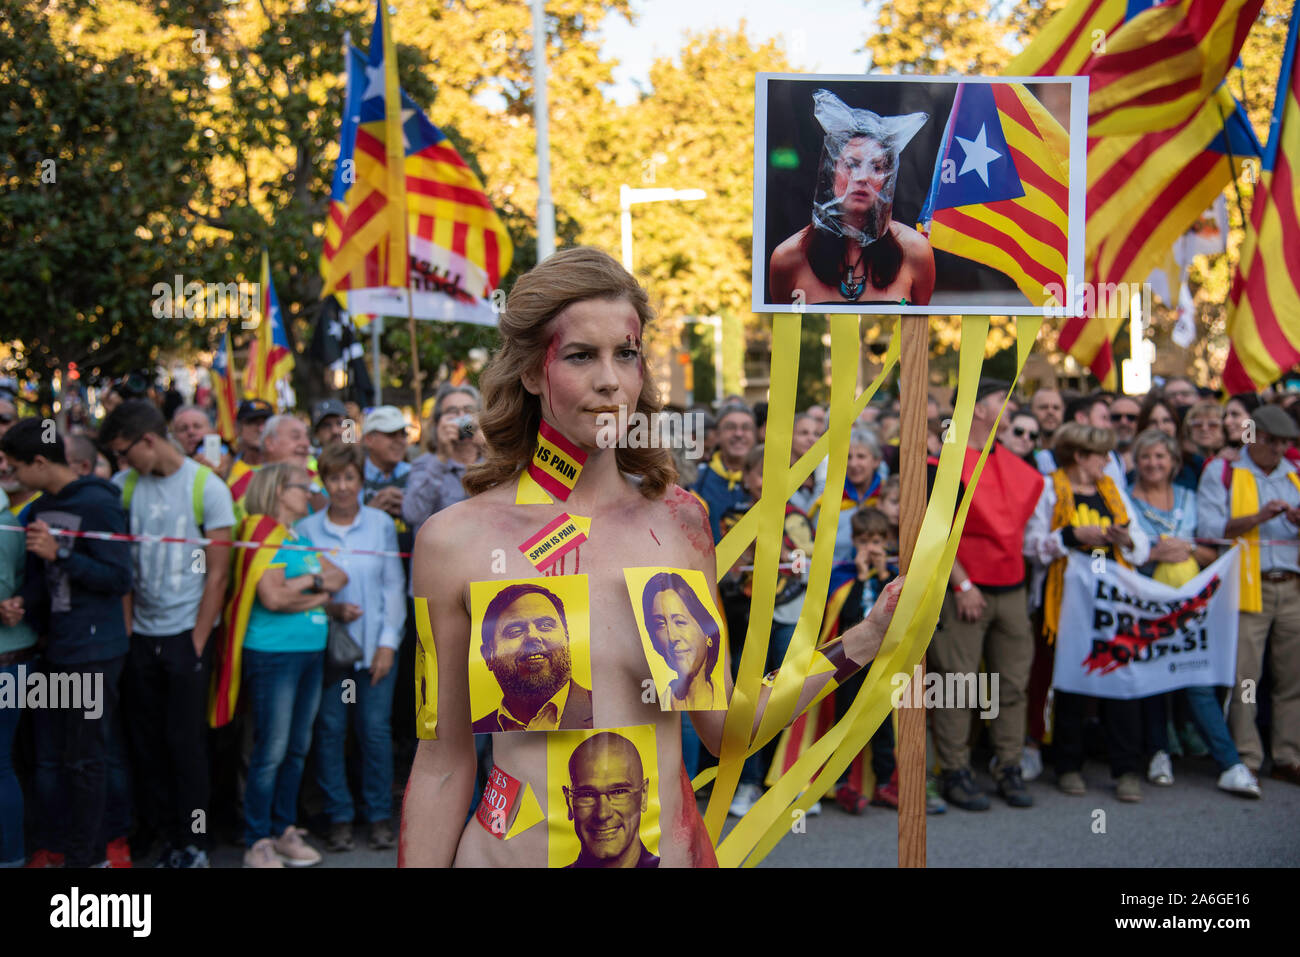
1147;750;1174;786
1217;763;1261;798
273;826;322;867
728;783;762;817
1020;745;1043;782
243;837;285;868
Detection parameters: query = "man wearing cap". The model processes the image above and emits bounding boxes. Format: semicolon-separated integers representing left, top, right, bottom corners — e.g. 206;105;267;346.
312;399;351;454
362;406;411;526
930;379;1045;810
227;399;273;518
1197;403;1300;787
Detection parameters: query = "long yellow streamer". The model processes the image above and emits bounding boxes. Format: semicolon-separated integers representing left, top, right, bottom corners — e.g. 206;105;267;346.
722;315;1043;867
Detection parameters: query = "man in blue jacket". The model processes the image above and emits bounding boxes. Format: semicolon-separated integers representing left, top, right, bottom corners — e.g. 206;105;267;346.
0;418;132;868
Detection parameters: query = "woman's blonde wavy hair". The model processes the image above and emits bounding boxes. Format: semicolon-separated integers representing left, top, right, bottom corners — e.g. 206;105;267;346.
463;246;677;499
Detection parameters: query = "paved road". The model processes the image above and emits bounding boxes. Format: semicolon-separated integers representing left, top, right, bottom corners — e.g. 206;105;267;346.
204;755;1300;868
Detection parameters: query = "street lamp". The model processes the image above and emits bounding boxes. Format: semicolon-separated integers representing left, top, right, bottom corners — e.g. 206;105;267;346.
619;184;707;272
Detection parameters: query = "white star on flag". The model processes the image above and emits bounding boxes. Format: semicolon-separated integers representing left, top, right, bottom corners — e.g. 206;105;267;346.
362;63;385;101
954;123;1002;188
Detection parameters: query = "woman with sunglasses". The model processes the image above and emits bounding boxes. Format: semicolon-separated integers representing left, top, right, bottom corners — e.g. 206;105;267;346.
1180;399;1226;478
222;463;348;867
999;411;1042;467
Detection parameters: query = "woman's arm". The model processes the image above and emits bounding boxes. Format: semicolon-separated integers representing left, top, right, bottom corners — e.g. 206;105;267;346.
399;509;477;867
318;554;348;593
255;566;330;613
677;490;898;756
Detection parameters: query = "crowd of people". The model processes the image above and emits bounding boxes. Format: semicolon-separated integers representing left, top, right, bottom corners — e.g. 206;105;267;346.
0;362;1297;868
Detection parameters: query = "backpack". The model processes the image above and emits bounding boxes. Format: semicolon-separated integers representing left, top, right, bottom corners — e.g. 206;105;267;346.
120;464;213;532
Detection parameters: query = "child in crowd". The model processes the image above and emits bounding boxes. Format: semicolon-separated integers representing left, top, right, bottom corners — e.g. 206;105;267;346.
828;508;899;813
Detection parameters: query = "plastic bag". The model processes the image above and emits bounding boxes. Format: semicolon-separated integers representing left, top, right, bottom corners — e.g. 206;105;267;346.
810;89;928;246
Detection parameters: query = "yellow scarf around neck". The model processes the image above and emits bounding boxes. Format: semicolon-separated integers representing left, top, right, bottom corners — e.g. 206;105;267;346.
1043;469;1131;645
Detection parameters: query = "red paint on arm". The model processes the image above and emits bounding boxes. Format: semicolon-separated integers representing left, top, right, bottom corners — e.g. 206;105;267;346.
665;485;712;556
677;761;718;868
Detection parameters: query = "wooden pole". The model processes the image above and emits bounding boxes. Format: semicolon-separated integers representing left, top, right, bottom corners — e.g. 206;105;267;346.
896;317;928;868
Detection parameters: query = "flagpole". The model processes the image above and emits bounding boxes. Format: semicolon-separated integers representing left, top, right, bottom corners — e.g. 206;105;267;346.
897;316;928;868
531;0;555;260
407;288;423;418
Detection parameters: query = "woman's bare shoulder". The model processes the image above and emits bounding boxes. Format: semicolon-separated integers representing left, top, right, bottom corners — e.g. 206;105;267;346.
770;226;812;266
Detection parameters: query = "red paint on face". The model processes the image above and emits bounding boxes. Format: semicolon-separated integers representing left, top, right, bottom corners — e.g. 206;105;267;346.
543;334;561;422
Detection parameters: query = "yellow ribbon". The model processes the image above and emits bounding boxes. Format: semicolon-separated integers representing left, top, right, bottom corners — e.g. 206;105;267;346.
719;316;1042;867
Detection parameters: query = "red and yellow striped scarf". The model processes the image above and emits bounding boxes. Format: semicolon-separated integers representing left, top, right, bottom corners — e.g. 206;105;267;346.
1043;469;1131;645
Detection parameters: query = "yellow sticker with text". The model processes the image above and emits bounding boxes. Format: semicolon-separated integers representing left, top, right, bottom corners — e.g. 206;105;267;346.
413;597;438;739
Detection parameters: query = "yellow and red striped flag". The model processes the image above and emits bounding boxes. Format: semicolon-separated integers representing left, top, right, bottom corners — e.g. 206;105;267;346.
1224;13;1300;392
919;82;1072;309
321;1;511;319
1083;0;1264;136
212;324;239;444
1007;0;1264;386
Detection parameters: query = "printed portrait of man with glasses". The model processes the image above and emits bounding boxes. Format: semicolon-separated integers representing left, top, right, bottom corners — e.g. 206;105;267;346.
560;731;658;869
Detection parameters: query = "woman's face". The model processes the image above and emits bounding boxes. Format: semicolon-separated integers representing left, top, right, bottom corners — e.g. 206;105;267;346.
1224;400;1250;443
435;394;478;450
1136;443;1175;487
846;444;879;487
1186;409;1225;453
525;298;644;451
650;589;708;682
278;469;312;522
833;136;892;226
1148;403;1177;438
1076;451;1108;485
1001;413;1040;458
323;464;362;512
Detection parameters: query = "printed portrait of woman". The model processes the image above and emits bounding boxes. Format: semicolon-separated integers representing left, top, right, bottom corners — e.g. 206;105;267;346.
639;571;727;711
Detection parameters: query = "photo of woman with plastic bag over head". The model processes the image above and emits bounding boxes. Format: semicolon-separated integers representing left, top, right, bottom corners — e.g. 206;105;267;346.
768;88;933;306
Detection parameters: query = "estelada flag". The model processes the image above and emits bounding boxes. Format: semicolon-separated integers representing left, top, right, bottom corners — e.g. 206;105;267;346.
212;325;239;444
321;2;511;322
1224;12;1300;392
920;82;1071;310
244;250;294;407
208;514;289;728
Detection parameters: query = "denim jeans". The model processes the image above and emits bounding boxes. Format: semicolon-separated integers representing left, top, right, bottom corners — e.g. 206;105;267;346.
243;650;323;846
314;663;397;824
0;664;22;865
45;655;125;867
1183;685;1242;772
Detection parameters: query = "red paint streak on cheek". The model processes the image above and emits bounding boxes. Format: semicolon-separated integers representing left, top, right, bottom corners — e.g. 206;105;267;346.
677;761;717;868
543;335;560;422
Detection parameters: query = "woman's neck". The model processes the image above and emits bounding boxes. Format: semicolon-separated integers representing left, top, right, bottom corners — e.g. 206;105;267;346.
1133;478;1172;504
558;443;630;513
1064;465;1094;492
327;505;359;525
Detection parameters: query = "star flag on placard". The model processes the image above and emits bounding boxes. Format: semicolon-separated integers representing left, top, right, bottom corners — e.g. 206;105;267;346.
919;82;1071;308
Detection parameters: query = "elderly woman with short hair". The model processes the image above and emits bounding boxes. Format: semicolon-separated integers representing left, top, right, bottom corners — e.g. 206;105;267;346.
1127;428;1260;798
298;442;407;852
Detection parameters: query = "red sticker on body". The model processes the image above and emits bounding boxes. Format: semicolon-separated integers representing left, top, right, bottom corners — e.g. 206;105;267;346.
476;765;523;838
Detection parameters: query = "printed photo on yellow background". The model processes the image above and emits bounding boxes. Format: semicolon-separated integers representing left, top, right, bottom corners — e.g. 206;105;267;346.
413;597;438;739
623;568;728;711
468;576;594;734
546;725;660;868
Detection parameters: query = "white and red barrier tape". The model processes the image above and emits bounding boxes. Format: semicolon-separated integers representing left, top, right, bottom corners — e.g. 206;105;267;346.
0;522;412;559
